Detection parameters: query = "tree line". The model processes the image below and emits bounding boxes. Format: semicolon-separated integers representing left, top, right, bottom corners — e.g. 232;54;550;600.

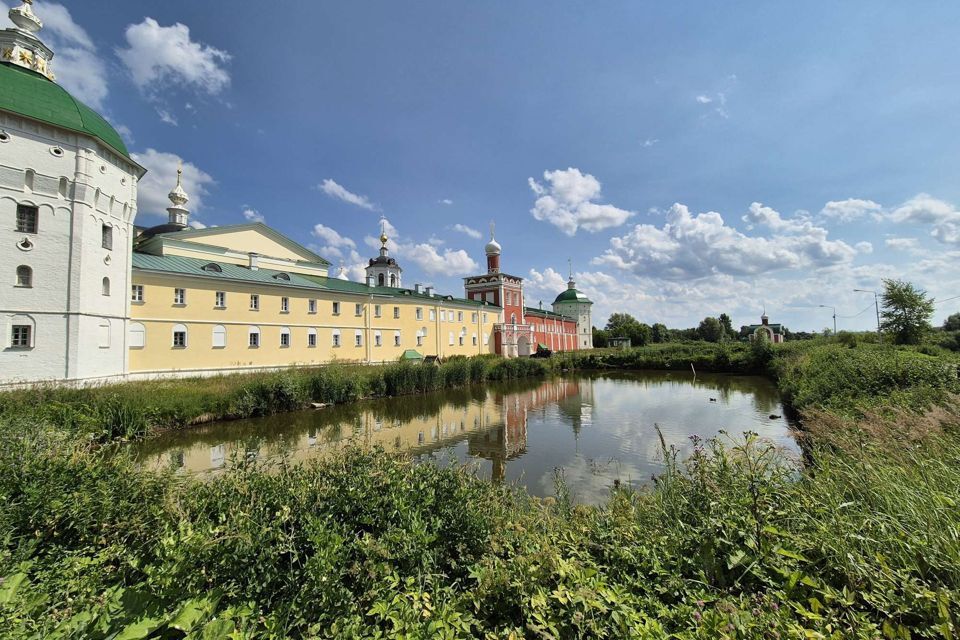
594;278;959;349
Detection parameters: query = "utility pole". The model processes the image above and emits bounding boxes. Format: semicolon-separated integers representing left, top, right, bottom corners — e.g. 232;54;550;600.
854;289;882;338
818;304;836;335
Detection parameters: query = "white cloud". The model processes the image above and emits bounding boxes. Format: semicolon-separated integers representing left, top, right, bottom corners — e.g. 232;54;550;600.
439;198;454;205
820;198;883;223
242;208;265;224
596;202;857;281
117;18;231;96
156;108;178;126
695;95;713;104
641;138;659;148
855;241;873;254
131;149;215;217
405;244;478;276
885;237;920;252
312;223;356;250
528;168;634;236
450;223;482;239
888;193;960;247
318;179;380;211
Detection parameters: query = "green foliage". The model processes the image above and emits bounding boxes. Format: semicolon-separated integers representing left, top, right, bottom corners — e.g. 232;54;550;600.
697;316;725;343
0;356;554;443
944;312;960;332
881;278;935;345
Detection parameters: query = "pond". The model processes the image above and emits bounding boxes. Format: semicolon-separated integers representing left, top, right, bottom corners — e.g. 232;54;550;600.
132;371;799;504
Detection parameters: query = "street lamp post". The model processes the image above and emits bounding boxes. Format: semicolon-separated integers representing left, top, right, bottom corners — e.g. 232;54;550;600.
853;289;882;337
818;304;837;335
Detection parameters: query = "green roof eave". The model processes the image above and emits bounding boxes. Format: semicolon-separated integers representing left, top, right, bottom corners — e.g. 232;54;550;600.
0;63;138;168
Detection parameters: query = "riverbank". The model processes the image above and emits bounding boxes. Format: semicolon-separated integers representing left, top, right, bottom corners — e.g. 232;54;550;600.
1;341;959;637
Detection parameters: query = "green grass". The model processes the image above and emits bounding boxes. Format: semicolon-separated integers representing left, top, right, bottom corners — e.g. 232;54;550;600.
0;341;958;637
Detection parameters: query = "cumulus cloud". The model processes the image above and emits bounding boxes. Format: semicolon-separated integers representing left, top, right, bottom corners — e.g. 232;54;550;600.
405;244;478;276
131;149;215;217
820;198;883;223
885;237;920;252
318;179;380;211
117;18;231;96
450;223;482;239
888;194;960;247
311;223;357;259
595;202;857;280
528;168;634;236
242;208;265;224
855;241;873;254
527;267;568;297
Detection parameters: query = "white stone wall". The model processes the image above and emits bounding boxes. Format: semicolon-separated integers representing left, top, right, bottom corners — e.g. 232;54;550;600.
0;111;139;385
553;300;593;349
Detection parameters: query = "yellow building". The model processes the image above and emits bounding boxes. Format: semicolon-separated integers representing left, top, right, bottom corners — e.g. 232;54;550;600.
127;173;498;378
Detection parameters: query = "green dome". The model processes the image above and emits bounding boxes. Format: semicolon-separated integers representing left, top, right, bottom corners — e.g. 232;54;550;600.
0;62;130;159
553;288;592;304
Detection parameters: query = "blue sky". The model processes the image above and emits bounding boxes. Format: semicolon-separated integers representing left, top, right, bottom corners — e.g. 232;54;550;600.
7;1;960;331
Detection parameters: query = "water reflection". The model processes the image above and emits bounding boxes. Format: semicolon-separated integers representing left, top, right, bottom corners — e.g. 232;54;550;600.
133;372;798;504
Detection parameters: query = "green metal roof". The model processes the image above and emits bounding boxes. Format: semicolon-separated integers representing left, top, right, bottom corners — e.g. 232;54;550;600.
553;288;593;304
524;306;575;321
0;63;132;160
132;253;322;289
401;349;424;361
300;274;499;308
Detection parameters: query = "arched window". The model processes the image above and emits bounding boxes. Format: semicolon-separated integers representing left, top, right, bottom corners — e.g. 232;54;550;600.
212;324;226;348
307;327;317;347
280;326;291;347
378;273;385;286
102;277;111;296
15;265;32;287
374;330;382;347
202;263;222;273
389;274;397;287
172;323;188;348
248;326;261;348
129;322;145;348
273;272;290;281
332;328;341;347
510;313;516;324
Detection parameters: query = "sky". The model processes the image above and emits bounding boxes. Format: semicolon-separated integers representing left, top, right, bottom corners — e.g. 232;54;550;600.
6;1;960;331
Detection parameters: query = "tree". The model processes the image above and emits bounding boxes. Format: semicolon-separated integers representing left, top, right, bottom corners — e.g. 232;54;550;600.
880;278;935;345
592;327;609;348
651;323;669;343
718;313;734;338
697;316;724;343
605;313;639;335
944;313;960;332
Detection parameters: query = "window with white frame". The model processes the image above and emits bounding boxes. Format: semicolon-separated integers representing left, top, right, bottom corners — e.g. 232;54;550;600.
281;297;289;313
15;265;32;287
393;306;400;319
355;330;363;347
215;291;226;308
101;224;113;250
131;284;143;302
429;309;436;321
472;333;477;346
332;329;341;347
172;323;187;348
471;312;477;323
212;324;226;348
483;334;489;346
332;301;340;315
482;313;488;323
129;322;145;348
280;327;291;347
16;205;38;234
307;328;317;347
355;303;363;316
416;329;424;347
308;299;317;314
374;330;382;347
458;311;463;322
448;331;454;346
416;307;423;320
440;310;446;322
248;326;260;347
394;331;401;347
11;324;32;348
374;304;381;318
459;329;466;346
174;288;186;305
249;294;259;310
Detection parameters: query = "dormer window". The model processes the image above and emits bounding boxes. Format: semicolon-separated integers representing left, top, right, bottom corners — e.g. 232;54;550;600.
202;263;222;273
273;272;290;281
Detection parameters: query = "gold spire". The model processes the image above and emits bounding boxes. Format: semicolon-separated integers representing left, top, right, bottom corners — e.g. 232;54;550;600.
379;216;388;246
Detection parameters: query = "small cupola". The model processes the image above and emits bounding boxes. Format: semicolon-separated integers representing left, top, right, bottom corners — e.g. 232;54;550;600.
166;163;190;229
1;1;55;80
